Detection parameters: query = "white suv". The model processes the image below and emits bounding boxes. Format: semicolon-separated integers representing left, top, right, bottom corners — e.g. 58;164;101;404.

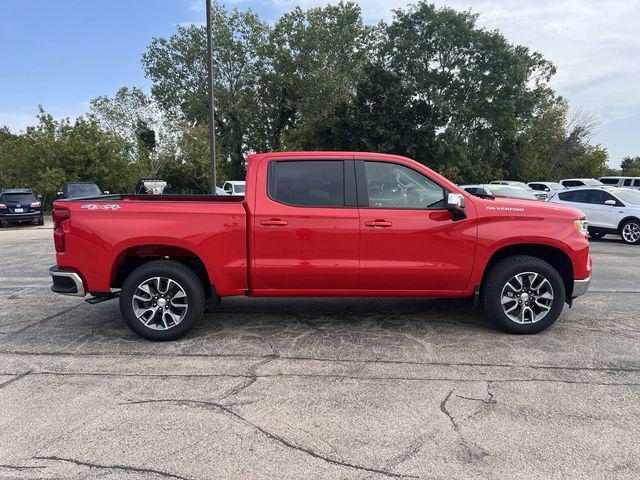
549;186;640;244
559;178;604;188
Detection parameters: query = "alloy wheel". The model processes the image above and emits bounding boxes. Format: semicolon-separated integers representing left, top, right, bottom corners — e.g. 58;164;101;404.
132;277;188;330
500;271;554;324
622;223;640;244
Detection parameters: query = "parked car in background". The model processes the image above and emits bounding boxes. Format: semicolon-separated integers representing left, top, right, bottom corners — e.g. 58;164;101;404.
549;186;640;244
222;181;245;196
49;151;591;340
56;182;106;200
528;182;565;194
462;184;538;200
491;180;548;200
559;178;604;188
598;176;640;189
134;179;172;195
0;188;44;227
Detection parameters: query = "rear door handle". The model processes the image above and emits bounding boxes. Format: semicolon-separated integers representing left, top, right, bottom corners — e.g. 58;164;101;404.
261;218;288;226
365;220;393;228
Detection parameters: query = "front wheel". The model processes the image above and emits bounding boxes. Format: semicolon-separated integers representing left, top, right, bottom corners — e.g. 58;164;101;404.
620;219;640;245
119;260;205;341
482;255;566;334
588;229;605;239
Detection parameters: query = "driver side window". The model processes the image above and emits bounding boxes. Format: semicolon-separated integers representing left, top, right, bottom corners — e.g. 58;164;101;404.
364;161;445;209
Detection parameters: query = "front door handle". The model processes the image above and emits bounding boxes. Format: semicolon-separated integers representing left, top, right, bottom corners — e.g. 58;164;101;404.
365;220;393;228
261;218;288;226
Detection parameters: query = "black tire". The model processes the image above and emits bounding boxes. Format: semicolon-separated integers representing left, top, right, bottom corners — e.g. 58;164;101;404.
588;229;605;239
119;260;205;341
619;219;640;245
482;255;566;334
37;216;44;226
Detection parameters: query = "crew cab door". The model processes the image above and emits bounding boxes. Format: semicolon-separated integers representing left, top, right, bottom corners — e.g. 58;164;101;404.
356;160;477;293
251;157;360;292
587;190;624;229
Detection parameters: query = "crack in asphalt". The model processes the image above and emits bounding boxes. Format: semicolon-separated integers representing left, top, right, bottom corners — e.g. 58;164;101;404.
3;303;84;338
0;464;44;471
1;349;638;374
440;389;489;462
0;370;638;387
33;456;192;480
218;356;277;401
0;370;32;390
456;382;496;405
123;399;418;479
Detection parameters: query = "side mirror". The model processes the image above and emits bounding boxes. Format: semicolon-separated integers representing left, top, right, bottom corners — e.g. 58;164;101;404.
604;199;616;206
446;193;467;219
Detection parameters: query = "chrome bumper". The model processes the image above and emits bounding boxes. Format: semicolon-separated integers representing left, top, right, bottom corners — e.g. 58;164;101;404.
49;266;86;297
572;276;591;299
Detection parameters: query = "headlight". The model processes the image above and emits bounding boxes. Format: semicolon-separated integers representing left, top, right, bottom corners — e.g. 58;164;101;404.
573;219;588;235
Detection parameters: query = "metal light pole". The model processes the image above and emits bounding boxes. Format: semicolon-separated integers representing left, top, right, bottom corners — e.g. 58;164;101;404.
206;0;217;194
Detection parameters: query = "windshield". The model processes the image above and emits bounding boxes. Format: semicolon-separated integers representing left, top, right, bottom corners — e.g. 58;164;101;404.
0;193;37;203
585;179;604;186
68;184;101;196
612;189;640;205
487;185;537;199
545;183;564;190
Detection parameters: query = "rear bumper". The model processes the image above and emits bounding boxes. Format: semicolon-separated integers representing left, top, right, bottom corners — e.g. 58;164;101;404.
0;212;42;222
49;266;86;297
572;276;591;299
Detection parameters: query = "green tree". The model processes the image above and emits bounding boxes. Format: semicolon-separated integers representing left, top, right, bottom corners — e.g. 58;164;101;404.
0;109;134;206
90;86;175;178
142;2;269;181
256;2;373;150
620;156;640;176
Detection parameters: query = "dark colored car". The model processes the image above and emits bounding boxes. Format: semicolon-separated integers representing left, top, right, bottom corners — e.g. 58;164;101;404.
56;182;106;200
0;189;44;227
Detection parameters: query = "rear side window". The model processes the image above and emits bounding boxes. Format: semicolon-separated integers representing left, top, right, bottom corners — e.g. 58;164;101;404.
600;178;620;185
562;180;583;187
0;193;37;203
268;161;345;207
623;179;633;186
634;179;640;187
558;190;591;203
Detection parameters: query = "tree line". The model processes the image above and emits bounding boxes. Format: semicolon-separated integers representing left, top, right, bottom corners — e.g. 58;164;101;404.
0;1;625;206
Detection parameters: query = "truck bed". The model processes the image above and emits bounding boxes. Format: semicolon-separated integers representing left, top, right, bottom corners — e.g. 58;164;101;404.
54;194;248;296
57;193;245;204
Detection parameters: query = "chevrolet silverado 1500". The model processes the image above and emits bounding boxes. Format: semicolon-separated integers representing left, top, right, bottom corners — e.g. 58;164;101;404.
49;152;591;340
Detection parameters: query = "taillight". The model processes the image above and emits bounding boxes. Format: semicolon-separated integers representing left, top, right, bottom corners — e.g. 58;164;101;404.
53;208;70;252
31;201;42;208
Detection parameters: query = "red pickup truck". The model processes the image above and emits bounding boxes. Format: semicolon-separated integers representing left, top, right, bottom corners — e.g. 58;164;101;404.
50;152;591;340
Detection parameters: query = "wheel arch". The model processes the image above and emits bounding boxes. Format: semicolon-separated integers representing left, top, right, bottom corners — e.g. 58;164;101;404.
617;216;640;233
110;244;213;297
480;243;574;300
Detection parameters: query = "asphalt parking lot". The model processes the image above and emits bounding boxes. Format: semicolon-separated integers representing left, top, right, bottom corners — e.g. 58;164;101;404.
0;220;638;480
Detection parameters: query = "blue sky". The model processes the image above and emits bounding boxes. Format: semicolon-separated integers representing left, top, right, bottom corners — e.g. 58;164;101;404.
1;0;638;167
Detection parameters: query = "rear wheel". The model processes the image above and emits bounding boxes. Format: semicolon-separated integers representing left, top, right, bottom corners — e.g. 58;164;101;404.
482;255;566;334
620;219;640;245
119;260;205;341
